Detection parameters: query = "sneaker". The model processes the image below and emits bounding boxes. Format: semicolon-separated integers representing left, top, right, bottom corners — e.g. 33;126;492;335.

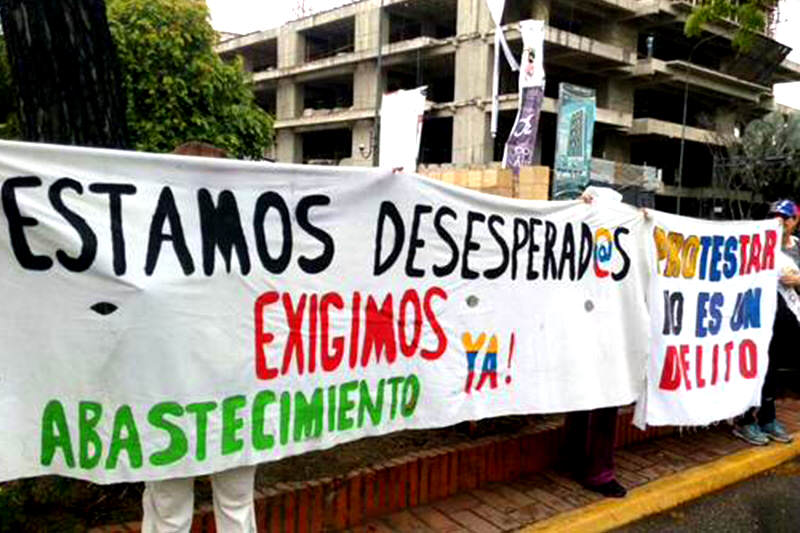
761;421;794;444
733;423;770;446
583;479;627;498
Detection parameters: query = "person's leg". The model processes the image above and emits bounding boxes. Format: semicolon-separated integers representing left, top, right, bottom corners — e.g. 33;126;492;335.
141;477;195;533
760;298;786;427
583;406;619;487
735;408;757;426
758;296;797;443
757;362;778;427
564;407;625;497
734;295;787;445
563;409;590;480
734;406;771;445
210;466;257;533
759;298;793;442
733;390;772;445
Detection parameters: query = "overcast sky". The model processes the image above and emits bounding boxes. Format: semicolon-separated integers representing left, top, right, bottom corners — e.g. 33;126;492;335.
773;0;800;109
205;0;800;109
206;0;350;35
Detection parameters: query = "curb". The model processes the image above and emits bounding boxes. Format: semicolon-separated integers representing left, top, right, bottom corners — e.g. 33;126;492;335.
520;431;800;533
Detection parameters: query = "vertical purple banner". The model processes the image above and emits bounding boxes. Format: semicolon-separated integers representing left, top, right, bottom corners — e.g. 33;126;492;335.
504;86;544;176
503;20;545;177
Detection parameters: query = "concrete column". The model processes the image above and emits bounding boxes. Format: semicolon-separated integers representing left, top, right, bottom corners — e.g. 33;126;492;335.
265;143;277;161
276;79;303;120
355;2;389;53
530;0;552;21
597;78;634;115
453;107;492;165
586;20;637;52
276;129;302;163
601;134;631;163
597;76;634;164
452;0;493;165
349;119;376;167
457;0;493;35
454;39;492;102
239;52;254;73
353;62;381;110
714;108;736;137
278;28;305;68
452;37;493;164
596;81;633;164
586;17;638;144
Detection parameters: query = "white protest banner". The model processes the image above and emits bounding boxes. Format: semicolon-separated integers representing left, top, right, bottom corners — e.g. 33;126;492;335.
379;86;426;171
637;211;779;427
0;140;651;484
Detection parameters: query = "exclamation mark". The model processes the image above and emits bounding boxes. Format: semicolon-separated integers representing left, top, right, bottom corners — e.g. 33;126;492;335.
505;333;515;385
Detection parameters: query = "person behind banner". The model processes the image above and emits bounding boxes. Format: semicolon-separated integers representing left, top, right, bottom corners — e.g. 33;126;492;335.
561;185;630;499
733;199;799;446
140;141;258;533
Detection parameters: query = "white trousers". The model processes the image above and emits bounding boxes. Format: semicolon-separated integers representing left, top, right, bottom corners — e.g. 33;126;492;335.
142;466;257;533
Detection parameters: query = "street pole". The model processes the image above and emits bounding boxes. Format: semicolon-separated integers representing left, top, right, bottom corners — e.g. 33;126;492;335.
372;0;384;167
676;34;717;214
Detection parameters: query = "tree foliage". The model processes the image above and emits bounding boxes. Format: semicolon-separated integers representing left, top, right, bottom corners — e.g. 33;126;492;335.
107;0;273;159
712;111;800;218
0;36;19;139
685;0;778;51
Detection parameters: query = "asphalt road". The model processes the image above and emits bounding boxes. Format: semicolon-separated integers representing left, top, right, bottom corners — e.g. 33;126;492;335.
613;456;800;533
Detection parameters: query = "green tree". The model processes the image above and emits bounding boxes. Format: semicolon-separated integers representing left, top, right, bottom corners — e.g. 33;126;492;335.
107;0;273;159
685;0;778;51
712;111;800;218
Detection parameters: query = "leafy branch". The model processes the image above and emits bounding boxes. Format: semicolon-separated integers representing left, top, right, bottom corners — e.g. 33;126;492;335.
685;0;778;51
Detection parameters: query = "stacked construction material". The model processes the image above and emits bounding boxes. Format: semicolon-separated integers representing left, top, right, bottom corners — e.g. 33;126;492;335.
589;158;662;208
517;166;551;200
416;165;550;200
590;158;661;192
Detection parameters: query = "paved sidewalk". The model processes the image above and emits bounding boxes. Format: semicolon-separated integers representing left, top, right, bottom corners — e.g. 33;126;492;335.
353;399;800;533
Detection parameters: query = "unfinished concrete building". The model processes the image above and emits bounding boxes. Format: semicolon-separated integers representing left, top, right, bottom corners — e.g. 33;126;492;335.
216;0;800;215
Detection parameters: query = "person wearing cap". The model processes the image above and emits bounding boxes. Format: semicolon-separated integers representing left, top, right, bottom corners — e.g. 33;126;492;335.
733;199;799;445
772;199;800;267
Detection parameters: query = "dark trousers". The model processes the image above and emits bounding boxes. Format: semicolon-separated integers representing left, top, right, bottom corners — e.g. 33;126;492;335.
564;406;619;486
738;296;797;426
